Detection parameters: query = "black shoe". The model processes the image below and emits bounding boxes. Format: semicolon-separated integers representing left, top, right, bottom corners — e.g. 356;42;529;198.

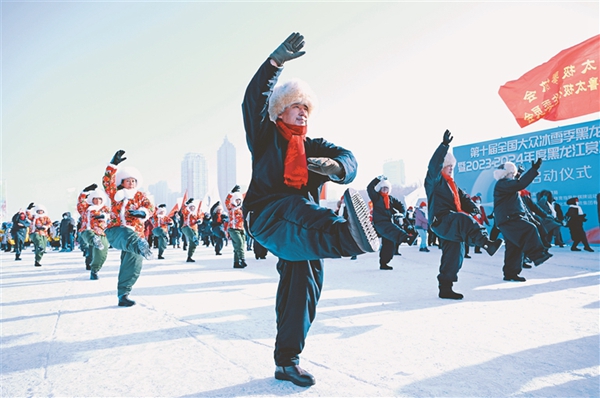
118;295;136;307
350;255;357;260
522;263;533;269
483;238;503;256
215;252;222;256
344;188;379;253
158;255;165;259
90;271;99;280
438;287;463;300
584;247;594;252
186;257;195;262
419;247;430;252
503;275;526;282
464;254;471;259
34;262;42;267
275;365;315;387
571;247;581;251
379;264;393;270
474;247;482;253
240;260;248;268
532;251;553;266
233;261;245;269
15;256;21;261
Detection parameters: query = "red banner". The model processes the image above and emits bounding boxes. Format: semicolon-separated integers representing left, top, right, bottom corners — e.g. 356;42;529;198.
499;35;599;128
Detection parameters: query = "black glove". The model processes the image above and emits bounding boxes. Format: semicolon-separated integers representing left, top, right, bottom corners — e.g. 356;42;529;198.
111;150;127;166
27;202;35;210
93;214;106;220
128;210;146;218
307;157;344;178
442;129;453;145
472;206;481;215
532;158;542;170
231;185;241;193
186;198;194;205
83;183;98;192
270;32;306;66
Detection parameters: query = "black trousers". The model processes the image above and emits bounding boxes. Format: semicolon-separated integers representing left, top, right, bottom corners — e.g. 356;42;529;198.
432;213;487;283
375;222;409;266
274;259;323;366
250;195;363;261
503;239;524;277
498;217;546;262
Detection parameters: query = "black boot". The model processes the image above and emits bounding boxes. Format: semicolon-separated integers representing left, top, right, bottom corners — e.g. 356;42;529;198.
118;295;136;307
186;257;195;262
275;365;315;387
34;261;42;267
15;255;21;261
379;263;393;270
438;282;463;300
233;260;245;268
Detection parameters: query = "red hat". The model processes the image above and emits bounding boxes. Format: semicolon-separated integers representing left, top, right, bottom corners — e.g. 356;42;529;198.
419;201;426;207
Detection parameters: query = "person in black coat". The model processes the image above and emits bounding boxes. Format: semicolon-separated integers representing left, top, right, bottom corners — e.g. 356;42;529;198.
425;130;502;300
367;176;416;270
241;32;378;387
210;202;228;256
11;209;31;261
565;197;594;252
493;160;552;282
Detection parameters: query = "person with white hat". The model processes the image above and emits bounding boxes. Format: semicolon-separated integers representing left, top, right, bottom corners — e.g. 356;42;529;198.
26;203;52;267
102;150;154;307
225;185;247;269
150;204;173;260
425;130;503;300
77;183;110;279
493;159;553;281
180;198;201;262
367;175;417;270
241;32;378;387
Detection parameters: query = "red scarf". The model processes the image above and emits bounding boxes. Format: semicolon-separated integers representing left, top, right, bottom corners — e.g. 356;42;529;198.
276;119;308;189
441;172;463;213
380;192;390;209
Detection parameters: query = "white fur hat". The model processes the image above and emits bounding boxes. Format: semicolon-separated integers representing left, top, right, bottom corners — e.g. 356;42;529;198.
34;204;47;214
115;166;143;188
231;192;243;203
493;161;517;180
86;189;109;205
268;78;317;122
375;179;392;194
443;152;456;167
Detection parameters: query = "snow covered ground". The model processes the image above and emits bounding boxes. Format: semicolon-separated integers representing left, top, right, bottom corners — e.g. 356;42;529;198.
1;241;598;397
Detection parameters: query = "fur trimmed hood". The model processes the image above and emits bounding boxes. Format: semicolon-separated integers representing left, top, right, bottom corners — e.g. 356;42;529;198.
115;166;143;189
268;78;317;123
86;189;109;205
33;205;47;215
493;161;517;180
230;192;243;204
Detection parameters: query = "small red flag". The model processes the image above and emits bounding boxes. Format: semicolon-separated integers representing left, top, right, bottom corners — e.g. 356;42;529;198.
499;35;600;128
167;202;179;218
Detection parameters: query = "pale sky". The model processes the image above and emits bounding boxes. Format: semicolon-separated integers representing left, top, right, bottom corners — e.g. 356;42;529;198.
2;1;599;220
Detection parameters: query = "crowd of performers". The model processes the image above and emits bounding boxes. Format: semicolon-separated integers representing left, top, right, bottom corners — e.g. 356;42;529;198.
1;31;596;389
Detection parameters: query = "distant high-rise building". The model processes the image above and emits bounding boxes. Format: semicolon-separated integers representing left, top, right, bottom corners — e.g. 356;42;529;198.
217;137;236;202
383;159;406;187
181;153;207;200
148;181;171;207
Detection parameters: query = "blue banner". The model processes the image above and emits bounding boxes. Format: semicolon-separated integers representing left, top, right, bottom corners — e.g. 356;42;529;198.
454;119;600;241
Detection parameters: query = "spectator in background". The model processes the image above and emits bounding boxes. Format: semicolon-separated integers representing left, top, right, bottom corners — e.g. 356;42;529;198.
60;212;76;252
11;209;30;261
565;197;594;252
414;201;430;252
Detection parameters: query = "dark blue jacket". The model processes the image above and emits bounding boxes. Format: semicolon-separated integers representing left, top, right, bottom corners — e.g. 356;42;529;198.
242;60;357;215
493;167;539;227
424;143;477;221
367;177;405;225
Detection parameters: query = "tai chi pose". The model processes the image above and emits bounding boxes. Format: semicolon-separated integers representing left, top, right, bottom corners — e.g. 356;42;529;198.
242;32;378;387
425;130;502;300
77;184;110;279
